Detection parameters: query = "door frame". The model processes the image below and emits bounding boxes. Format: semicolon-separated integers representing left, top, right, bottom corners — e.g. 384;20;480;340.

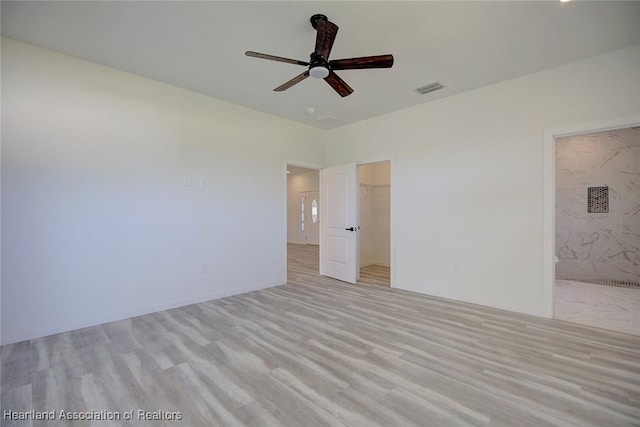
542;115;640;318
354;157;395;288
282;157;396;289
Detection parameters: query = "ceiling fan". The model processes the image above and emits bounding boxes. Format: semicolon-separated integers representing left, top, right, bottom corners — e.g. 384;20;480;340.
246;14;394;97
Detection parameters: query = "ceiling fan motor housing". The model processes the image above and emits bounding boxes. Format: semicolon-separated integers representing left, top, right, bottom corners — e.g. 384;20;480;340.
309;52;330;78
310;14;328;30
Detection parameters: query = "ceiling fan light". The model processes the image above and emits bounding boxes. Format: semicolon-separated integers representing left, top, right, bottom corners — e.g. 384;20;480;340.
309;66;329;79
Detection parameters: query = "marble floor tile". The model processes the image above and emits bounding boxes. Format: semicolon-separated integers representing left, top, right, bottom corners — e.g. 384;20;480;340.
554;279;640;336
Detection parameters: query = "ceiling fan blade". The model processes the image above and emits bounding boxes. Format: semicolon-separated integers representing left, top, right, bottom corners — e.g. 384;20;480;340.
274;71;310;91
245;51;309;66
315;19;339;60
330;55;394;70
324;72;353;97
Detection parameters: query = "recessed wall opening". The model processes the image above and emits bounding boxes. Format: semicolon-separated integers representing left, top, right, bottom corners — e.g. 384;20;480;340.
358;161;391;287
587;186;609;213
554;126;640;335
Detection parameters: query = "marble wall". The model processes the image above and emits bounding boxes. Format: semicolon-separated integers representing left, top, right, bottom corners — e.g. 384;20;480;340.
556;127;640;284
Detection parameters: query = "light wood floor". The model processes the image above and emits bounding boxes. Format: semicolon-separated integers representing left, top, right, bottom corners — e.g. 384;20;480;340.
288;243;390;288
2;250;640;426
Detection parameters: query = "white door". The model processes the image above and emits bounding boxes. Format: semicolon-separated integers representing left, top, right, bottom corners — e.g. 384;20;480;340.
320;163;359;284
301;191;320;245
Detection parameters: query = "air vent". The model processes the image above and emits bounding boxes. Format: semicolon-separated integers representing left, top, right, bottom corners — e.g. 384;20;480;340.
587;186;609;213
416;82;444;95
316;116;340;125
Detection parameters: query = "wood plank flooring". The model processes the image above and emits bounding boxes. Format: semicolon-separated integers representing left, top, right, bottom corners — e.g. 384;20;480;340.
288;244;390;288
2;247;639;426
358;264;390;288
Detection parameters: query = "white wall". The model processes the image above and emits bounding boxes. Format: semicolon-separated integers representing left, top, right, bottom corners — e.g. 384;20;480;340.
287;170;319;244
359;162;390;266
326;44;640;317
1;39;324;344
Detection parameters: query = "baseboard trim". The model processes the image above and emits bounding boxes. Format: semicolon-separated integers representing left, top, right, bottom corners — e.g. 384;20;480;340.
393;283;544;318
1;280;283;345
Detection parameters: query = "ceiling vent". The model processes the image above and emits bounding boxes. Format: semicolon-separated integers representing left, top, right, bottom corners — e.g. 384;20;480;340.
416;82;444;95
316;116;340;125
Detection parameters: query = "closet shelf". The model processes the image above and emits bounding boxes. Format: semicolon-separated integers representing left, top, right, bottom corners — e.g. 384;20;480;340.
360;183;390;200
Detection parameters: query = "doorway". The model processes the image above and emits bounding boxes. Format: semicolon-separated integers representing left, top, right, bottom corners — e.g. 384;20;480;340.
287;161;393;288
358;161;391;287
286;165;320;283
301;191;320;245
552;125;640;335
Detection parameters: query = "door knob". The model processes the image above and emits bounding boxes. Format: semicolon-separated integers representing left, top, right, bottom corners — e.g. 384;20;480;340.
345;227;355;231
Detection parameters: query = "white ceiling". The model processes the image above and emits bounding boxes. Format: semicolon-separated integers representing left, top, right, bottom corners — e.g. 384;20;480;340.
2;1;640;129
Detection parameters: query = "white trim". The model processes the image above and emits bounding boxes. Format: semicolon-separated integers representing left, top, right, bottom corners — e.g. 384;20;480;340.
390;158;397;290
542;115;640;319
